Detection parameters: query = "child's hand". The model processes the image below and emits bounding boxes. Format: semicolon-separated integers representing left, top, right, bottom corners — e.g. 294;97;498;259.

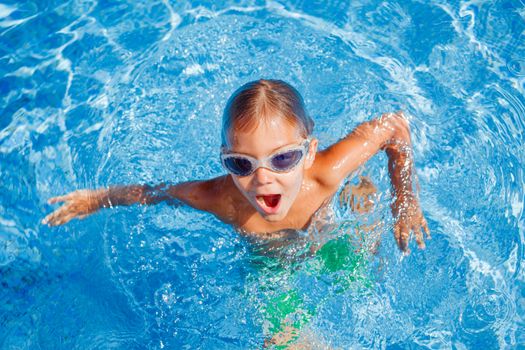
42;189;106;226
339;176;377;214
349;176;377;214
391;195;430;253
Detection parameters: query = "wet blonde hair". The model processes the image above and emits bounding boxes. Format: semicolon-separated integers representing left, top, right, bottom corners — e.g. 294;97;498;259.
221;79;314;147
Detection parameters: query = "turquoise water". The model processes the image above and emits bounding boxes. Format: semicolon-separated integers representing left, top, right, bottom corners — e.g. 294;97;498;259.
1;0;524;348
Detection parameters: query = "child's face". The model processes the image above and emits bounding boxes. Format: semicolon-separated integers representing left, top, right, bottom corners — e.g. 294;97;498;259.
226;117;317;222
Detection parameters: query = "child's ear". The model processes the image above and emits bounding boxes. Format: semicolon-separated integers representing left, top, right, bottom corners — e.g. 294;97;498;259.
304;138;318;169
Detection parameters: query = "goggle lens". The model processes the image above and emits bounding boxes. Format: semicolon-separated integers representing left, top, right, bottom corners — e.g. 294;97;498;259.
223;156;253;176
270;149;304;171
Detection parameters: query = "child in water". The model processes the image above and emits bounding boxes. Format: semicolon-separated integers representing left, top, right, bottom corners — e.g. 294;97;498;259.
42;79;430;346
42;79;429;251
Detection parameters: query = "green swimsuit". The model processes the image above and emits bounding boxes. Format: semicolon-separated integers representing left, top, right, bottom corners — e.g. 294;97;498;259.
243;201;374;348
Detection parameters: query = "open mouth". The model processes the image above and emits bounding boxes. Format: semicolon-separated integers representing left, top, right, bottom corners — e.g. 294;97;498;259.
255;194;282;214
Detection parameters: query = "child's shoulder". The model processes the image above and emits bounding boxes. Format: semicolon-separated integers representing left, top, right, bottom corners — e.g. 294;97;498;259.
308;144;353;192
188;175;246;222
190;175;233;203
308;117;388;192
172;176;228;210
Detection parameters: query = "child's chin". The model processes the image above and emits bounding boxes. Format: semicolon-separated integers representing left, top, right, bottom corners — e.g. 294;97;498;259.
260;210;286;222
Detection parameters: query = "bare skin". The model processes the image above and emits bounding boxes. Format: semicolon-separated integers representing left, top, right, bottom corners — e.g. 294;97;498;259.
339;175;378;214
42;111;430;252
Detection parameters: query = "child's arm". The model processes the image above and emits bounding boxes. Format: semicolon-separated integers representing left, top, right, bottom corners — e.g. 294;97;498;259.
315;111;430;252
42;178;224;226
384;133;430;252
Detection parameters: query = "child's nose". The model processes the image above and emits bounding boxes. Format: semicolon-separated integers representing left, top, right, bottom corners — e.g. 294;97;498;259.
252;166;273;185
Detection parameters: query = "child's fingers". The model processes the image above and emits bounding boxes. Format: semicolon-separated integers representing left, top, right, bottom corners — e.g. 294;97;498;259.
414;226;425;249
50;211;75;226
47;193;73;204
57;212;78;225
393;224;403;250
399;228;409;252
42;211;59;226
41;215;50;225
43;210;65;226
394;221;410;252
42;208;63;225
422;218;431;239
42;205;72;226
338;187;349;207
49;216;67;226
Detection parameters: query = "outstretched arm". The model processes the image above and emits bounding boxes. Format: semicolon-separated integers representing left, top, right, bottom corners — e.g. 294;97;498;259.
315;111;430;252
42;178;223;226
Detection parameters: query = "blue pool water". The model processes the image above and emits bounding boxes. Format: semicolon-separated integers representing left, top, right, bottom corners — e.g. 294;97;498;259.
1;0;524;348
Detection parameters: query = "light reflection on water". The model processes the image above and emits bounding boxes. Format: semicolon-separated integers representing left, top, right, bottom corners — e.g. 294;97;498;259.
1;0;524;348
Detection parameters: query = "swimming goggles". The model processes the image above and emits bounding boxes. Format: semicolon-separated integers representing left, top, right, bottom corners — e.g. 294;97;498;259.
220;138;311;177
